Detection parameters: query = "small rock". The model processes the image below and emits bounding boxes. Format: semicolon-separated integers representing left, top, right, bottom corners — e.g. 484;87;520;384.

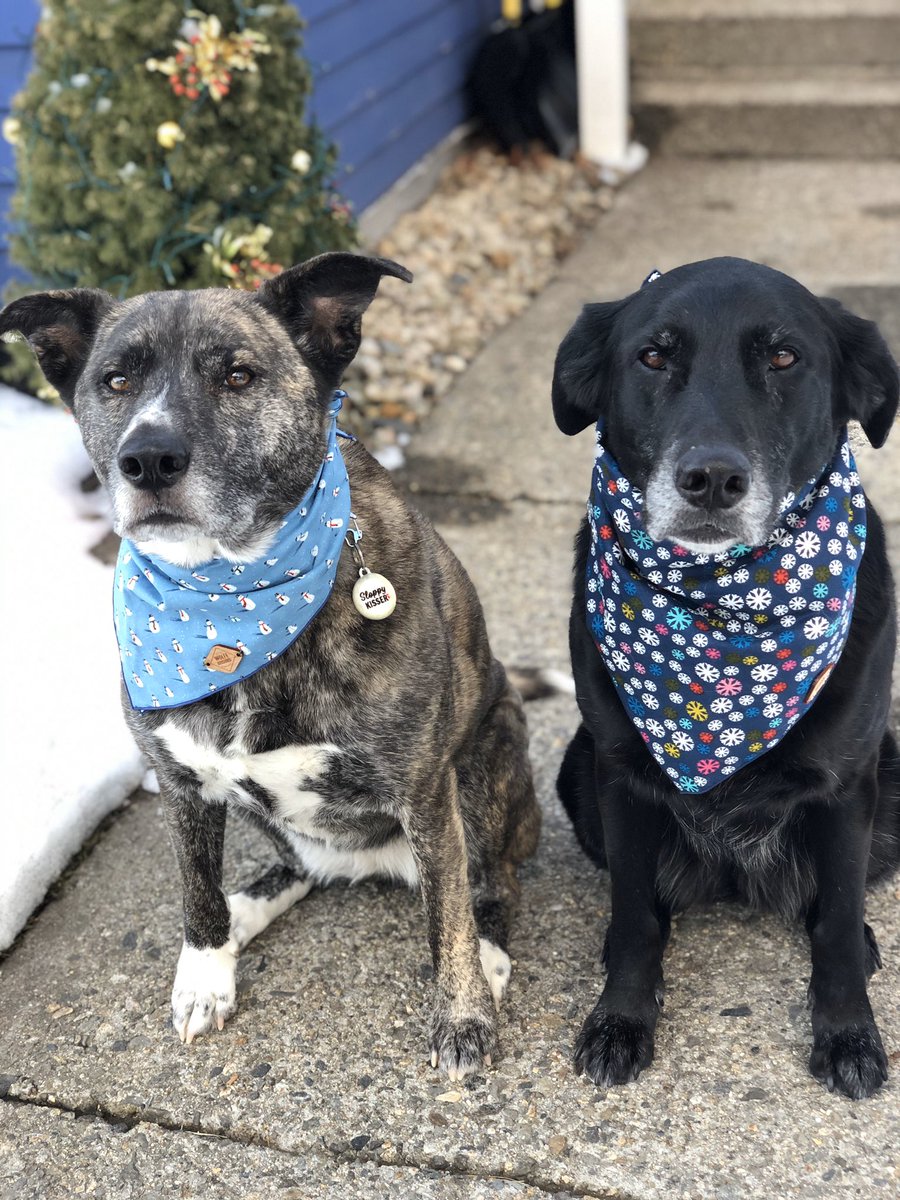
548;1134;568;1155
720;1005;752;1017
741;1087;769;1101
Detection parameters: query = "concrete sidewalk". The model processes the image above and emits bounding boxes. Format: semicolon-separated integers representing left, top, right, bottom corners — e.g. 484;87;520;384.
2;158;900;1199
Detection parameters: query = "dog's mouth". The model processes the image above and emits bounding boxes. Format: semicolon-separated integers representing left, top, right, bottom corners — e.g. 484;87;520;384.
666;519;746;555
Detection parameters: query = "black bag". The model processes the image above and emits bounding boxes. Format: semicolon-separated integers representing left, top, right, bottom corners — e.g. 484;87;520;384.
468;0;578;159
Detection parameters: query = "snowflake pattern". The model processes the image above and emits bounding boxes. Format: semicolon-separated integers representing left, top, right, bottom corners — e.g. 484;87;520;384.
585;429;864;793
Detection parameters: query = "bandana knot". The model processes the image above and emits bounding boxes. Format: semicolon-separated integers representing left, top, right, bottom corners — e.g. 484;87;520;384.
585;429;865;792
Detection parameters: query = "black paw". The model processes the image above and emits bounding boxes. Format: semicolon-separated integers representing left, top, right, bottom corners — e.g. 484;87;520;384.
809;1024;888;1100
574;1007;655;1087
430;1012;497;1082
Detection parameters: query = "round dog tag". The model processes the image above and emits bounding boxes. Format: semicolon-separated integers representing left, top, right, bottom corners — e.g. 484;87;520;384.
352;569;396;620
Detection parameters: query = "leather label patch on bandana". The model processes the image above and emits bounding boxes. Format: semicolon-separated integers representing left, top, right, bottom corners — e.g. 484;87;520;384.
585;429;865;793
204;645;243;673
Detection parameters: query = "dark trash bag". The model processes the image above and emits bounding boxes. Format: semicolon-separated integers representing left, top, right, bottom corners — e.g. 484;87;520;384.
468;1;578;160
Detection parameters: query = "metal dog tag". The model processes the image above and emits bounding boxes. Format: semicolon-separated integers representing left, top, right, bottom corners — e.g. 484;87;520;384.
352;568;397;620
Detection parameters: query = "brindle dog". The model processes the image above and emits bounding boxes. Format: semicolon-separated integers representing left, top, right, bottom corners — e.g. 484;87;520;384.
1;254;540;1079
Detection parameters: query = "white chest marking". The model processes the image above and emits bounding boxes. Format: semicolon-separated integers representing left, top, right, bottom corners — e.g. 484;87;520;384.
155;722;336;830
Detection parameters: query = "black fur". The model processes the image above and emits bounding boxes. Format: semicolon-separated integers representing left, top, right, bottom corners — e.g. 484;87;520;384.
553;257;900;1099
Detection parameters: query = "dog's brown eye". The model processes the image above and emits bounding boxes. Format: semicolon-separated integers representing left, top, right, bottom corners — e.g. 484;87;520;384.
771;348;797;370
640;348;667;370
226;367;253;388
105;373;130;393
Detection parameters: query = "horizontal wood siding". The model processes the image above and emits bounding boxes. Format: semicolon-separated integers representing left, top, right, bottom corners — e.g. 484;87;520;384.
0;2;40;285
0;1;495;288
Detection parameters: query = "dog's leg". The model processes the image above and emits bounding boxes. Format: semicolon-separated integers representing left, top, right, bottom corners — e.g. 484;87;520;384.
404;768;496;1081
161;787;237;1045
461;679;540;1013
471;861;518;1012
574;771;668;1087
228;864;312;951
805;780;888;1100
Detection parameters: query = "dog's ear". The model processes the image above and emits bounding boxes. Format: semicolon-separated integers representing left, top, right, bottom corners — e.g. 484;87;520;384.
257;252;413;380
820;296;899;448
0;288;115;404
552;298;630;435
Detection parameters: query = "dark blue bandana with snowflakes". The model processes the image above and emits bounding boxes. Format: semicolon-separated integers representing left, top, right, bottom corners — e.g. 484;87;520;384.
114;393;352;710
586;428;866;793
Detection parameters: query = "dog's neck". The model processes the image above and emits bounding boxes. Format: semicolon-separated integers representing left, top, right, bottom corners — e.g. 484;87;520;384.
585;427;865;793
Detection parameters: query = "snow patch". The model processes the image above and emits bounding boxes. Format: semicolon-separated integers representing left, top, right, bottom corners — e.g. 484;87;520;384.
0;387;143;951
372;444;405;471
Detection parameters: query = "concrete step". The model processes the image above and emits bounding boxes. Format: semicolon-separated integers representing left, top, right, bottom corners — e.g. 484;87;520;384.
632;68;900;159
631;0;900;70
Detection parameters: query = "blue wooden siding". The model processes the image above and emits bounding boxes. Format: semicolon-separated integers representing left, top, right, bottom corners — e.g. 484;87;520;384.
0;0;496;289
0;1;41;286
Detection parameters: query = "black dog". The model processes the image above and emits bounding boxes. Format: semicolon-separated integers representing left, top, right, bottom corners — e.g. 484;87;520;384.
553;257;900;1099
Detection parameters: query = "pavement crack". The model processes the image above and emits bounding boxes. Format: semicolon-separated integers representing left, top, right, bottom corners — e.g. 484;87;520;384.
327;1142;634;1200
2;1092;636;1198
0;1090;271;1151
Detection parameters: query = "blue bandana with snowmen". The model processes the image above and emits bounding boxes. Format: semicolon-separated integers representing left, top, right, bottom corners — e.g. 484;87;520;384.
114;393;352;710
586;429;866;793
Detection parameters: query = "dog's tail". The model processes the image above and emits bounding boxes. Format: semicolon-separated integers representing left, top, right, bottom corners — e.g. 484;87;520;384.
507;666;576;701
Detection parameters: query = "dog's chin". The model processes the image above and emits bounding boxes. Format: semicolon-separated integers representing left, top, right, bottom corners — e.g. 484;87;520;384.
125;517;279;569
646;517;759;557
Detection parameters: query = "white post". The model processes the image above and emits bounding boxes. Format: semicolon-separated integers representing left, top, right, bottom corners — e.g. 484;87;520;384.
574;0;647;176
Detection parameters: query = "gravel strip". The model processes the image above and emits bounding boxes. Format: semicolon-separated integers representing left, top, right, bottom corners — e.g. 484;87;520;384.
342;144;617;460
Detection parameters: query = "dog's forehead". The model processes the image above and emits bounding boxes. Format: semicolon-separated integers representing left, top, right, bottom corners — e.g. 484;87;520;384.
633;259;821;335
100;288;288;356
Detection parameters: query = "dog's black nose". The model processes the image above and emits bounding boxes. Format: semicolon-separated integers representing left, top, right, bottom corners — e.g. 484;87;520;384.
118;430;190;491
675;448;751;510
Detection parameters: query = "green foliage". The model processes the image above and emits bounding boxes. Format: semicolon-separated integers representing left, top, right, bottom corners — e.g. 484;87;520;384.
6;0;355;302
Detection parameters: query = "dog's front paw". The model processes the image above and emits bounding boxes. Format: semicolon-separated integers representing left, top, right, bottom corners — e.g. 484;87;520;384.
171;943;238;1044
574;1006;655;1087
429;1010;497;1082
809;1023;888;1099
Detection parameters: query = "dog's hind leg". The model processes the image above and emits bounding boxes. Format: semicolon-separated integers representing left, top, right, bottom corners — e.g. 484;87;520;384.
557;723;607;868
471;861;519;1011
228;864;313;952
459;677;541;1011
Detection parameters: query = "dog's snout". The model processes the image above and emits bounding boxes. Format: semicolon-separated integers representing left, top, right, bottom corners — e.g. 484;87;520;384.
118;428;190;491
674;447;751;511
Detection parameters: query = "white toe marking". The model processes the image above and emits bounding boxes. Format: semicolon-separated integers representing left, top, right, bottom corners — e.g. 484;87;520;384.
479;938;512;1011
171;942;237;1044
227;878;313;950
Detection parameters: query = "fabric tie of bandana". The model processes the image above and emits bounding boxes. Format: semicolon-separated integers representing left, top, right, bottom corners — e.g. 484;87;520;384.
114;391;352;711
585;428;866;793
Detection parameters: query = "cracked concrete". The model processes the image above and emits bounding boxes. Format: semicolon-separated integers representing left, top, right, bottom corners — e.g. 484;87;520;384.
2;157;900;1197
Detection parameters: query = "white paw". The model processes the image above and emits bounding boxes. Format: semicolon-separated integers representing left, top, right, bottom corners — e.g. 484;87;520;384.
227;878;312;951
479;938;512;1011
171;943;237;1044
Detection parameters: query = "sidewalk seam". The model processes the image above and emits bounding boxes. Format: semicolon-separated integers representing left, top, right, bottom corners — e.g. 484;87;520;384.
407;486;581;507
1;1092;634;1199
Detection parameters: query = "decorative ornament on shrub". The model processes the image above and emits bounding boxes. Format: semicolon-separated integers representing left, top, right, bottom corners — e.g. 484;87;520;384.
203;222;283;288
146;11;271;103
3;0;356;396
